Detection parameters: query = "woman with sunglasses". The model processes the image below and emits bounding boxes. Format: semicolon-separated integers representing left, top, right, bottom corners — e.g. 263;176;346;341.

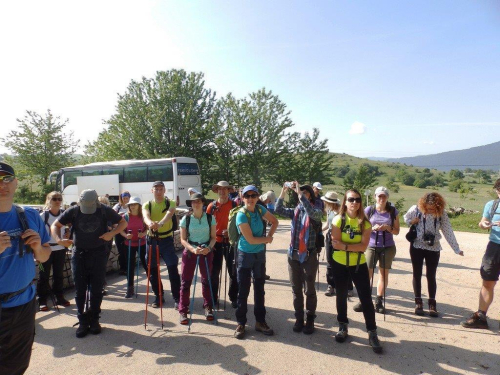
234;185;278;339
404;192;463;317
330;189;382;353
37;191;71;311
113;191;131;276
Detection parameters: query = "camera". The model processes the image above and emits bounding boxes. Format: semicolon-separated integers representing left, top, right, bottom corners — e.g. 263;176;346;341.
284;182;296;188
423;232;435;246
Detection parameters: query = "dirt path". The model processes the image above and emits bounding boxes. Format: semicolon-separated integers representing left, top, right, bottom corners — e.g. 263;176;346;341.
28;222;500;375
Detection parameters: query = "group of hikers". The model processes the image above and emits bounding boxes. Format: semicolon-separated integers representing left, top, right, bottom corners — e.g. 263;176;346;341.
1;161;499;373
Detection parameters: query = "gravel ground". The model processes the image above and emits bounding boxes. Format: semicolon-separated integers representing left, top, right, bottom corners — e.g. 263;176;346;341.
27;221;500;375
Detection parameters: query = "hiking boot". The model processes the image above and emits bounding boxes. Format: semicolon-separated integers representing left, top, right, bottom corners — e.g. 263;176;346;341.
205;306;214;321
325;285;335;297
461;312;488;329
125;287;134;299
303;315;315;335
368;329;383;353
89;313;102;335
151;296;165;308
375;296;385;314
353;302;363;312
415;297;424;315
234;324;245;339
76;314;89;338
56;295;71;307
293;318;304;333
255;321;274;336
335;322;348;343
428;299;438;317
179;313;189;325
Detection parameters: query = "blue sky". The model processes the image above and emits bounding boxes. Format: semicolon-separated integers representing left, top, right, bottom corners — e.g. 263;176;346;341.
1;0;499;158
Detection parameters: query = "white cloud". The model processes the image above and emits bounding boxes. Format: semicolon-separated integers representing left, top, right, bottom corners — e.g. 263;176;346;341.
349;121;366;135
423;140;435;145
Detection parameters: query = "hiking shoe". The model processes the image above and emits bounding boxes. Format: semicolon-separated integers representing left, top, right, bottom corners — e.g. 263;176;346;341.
76;315;89;338
293;318;304;333
39;304;49;312
375;296;385;314
205;307;214;321
234;324;245;339
415;297;424;316
303;315;315;335
461;312;488;329
428;299;438;317
255;321;274;336
368;330;383;353
335;322;348;343
56;295;71;307
179;313;189;325
325;285;335;296
151;297;165;308
125;287;134;299
353;302;363;312
89;314;102;335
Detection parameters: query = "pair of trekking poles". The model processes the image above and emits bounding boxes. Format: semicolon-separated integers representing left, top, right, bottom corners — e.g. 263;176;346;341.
125;230;142;299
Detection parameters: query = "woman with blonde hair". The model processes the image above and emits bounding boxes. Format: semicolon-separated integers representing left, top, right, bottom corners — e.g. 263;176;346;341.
404;192;463;317
37;191;70;311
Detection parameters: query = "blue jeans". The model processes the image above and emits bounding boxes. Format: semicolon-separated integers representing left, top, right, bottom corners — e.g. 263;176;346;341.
235;250;266;325
71;246;108;316
145;236;180;302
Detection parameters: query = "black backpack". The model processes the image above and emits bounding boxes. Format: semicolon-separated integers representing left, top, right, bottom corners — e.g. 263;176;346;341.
185;213;213;242
13;204;32;257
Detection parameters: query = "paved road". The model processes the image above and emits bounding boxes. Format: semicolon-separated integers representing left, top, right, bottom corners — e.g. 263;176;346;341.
28;221;499;375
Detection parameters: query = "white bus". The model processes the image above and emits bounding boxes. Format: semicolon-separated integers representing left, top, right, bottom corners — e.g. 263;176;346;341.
50;157;202;208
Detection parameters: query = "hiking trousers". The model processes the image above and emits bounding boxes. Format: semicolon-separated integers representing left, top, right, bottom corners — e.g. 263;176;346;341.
288;253;318;318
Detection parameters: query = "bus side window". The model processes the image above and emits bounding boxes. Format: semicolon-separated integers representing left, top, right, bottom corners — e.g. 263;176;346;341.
124;166;147;182
148;164;173;182
64;170;82;186
102;167;124;183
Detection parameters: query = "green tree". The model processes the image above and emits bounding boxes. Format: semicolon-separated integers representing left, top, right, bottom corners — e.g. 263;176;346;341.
342;164;377;191
449;169;464;180
2;110;79;185
475;170;492;184
401;173;416;186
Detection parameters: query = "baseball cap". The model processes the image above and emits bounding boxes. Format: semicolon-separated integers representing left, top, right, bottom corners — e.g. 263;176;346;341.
242;185;259;196
79;189;99;214
375;186;389;197
0;162;15;177
313;182;323;190
152;181;165;187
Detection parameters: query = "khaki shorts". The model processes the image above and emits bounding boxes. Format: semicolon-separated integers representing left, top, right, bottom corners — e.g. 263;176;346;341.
365;245;397;270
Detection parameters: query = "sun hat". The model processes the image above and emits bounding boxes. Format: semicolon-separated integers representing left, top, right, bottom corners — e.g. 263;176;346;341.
321;191;340;204
212;181;234;193
125;196;142;206
260;190;276;203
186;192;206;207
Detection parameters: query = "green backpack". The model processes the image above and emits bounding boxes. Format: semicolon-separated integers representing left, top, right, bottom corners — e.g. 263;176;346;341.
227;205;264;247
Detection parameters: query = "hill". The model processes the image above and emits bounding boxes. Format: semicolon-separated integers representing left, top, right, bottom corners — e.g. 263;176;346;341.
387;141;500;171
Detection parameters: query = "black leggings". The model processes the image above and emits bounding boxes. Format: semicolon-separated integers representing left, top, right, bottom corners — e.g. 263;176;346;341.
410;245;441;299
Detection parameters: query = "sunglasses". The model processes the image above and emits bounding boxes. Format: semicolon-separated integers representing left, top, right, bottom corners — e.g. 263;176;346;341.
51;197;63;201
244;194;259;199
347;197;362;203
0;175;15;183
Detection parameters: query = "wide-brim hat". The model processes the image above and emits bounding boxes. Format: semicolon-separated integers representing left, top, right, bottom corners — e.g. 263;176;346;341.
299;185;316;203
212;181;233;193
125;196;142;206
186;192;206;207
260;190;276;203
79;189;100;214
321;191;340;204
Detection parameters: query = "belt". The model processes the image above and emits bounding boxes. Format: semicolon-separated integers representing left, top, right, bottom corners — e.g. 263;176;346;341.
0;281;34;321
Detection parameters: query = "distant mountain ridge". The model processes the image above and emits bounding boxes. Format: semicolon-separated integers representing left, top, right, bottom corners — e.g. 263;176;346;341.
387;141;500;171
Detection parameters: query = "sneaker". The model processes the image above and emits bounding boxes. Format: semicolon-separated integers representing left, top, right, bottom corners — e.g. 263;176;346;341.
179;313;189;325
415;297;424;316
293;318;304;333
335;322;348;343
375;297;385;314
461;312;488;329
39;304;49;312
151;297;165;308
255;321;274;336
234;324;245;339
303;315;315;335
428;299;438;317
56;295;71;307
205;307;214;321
353;302;363;312
325;285;335;297
368;330;383;353
39;299;49;312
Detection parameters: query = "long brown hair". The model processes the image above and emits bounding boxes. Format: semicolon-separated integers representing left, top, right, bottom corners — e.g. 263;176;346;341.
127;203;143;219
339;189;368;233
418;192;446;217
43;191;63;210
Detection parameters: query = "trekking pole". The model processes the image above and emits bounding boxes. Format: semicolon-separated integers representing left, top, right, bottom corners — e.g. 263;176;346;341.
155;234;164;329
224;243;228;311
188;255;200;333
144;237;153;329
127;230;132;294
218;260;222;311
382;249;386;322
205;255;219;325
317;253;320;291
48;284;60;313
136;237;141;298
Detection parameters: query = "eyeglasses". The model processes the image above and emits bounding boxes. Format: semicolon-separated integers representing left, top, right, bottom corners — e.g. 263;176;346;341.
51;197;63;201
347;197;362;203
244;194;259;199
0;175;15;183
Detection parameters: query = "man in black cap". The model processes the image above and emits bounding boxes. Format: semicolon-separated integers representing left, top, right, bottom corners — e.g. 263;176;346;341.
52;189;127;338
0;162;52;374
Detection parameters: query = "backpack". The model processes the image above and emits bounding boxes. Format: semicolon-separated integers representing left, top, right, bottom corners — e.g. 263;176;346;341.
367;203;397;226
147;198;179;234
338;213;363;271
43;209;64;228
13;204;32;257
185;213;213;242
489;199;500;220
227;205;264;247
209;200;237;215
310;218;324;251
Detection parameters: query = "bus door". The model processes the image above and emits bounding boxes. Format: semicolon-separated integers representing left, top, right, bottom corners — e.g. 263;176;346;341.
175;162;201;207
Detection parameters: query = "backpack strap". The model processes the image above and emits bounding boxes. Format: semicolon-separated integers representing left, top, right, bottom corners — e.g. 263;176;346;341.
186;214;191;239
14;204;31;257
490;199;500;220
